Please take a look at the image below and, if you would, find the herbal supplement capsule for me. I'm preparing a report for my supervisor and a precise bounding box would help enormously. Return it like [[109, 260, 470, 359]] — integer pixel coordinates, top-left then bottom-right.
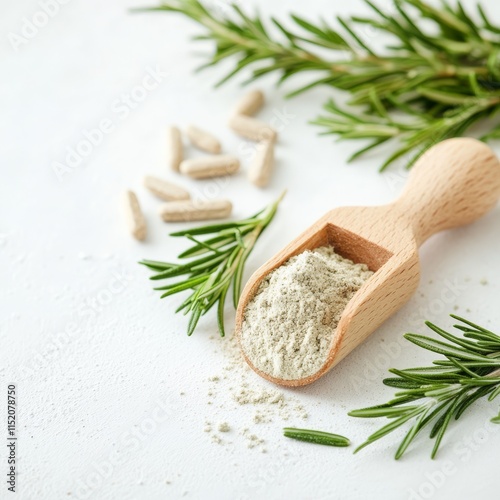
[[232, 89, 265, 116], [228, 114, 277, 142], [186, 125, 222, 154], [159, 199, 232, 222], [124, 190, 146, 241], [167, 126, 183, 172], [143, 176, 191, 201], [248, 140, 275, 187], [180, 155, 240, 179]]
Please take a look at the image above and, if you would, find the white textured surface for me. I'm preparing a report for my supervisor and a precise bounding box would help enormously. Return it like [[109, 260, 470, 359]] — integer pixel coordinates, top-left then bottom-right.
[[1, 1, 500, 499]]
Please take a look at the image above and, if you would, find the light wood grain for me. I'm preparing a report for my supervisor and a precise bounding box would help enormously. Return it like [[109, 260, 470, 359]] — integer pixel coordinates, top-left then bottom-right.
[[235, 138, 500, 387]]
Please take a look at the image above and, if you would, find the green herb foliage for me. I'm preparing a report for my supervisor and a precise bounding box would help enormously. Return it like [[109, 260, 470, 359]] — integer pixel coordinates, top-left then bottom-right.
[[140, 193, 284, 336], [136, 0, 500, 170], [283, 427, 351, 447], [349, 315, 500, 459]]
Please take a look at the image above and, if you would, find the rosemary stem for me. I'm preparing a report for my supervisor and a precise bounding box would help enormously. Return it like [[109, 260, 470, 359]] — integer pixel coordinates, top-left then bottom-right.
[[143, 0, 500, 169], [141, 193, 285, 336]]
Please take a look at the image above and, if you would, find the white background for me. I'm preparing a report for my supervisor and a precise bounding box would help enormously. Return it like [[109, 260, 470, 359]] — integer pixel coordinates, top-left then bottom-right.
[[2, 0, 500, 498]]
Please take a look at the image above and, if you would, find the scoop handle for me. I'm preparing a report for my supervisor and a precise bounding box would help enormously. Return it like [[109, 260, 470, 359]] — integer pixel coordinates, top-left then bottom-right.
[[394, 138, 500, 246]]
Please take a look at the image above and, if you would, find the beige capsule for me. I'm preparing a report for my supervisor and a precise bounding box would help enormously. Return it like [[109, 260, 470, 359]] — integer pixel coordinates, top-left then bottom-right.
[[186, 125, 221, 154], [180, 155, 240, 179], [143, 176, 191, 201], [167, 126, 183, 172], [124, 190, 146, 241], [248, 140, 275, 188], [228, 114, 277, 142], [159, 199, 232, 222], [232, 89, 265, 116]]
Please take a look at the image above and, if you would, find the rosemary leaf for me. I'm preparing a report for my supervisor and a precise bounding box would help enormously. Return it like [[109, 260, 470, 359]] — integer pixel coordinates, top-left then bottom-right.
[[350, 315, 500, 459], [302, 316, 500, 459], [140, 193, 284, 336], [283, 428, 350, 447], [136, 0, 500, 169]]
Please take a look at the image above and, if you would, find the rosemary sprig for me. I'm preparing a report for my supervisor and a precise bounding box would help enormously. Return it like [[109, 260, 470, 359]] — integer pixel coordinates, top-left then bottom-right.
[[139, 193, 284, 336], [349, 315, 500, 459], [137, 0, 500, 170], [283, 428, 350, 447]]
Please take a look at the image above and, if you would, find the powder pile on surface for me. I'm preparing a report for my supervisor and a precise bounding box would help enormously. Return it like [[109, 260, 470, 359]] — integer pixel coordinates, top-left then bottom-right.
[[218, 422, 231, 432], [240, 246, 373, 380], [203, 333, 308, 450]]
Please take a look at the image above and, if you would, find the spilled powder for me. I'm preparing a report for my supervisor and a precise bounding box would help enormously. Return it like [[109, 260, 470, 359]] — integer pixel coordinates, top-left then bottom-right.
[[203, 333, 308, 451], [218, 422, 231, 432], [240, 246, 373, 380]]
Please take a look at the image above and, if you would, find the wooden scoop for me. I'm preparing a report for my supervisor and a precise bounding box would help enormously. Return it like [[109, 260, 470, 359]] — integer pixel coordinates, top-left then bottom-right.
[[236, 138, 500, 387]]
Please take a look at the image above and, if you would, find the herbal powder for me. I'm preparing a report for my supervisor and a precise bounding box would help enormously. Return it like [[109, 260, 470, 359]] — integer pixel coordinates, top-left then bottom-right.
[[240, 246, 373, 380]]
